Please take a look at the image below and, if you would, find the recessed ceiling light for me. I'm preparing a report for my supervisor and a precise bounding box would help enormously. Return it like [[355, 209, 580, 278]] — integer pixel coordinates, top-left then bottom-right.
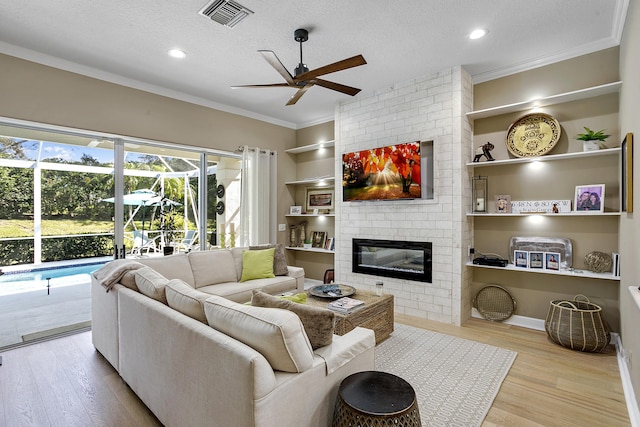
[[168, 48, 186, 58], [469, 29, 488, 40]]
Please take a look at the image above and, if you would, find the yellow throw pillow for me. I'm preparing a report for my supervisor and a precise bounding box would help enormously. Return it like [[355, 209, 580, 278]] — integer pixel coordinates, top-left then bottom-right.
[[240, 248, 276, 282]]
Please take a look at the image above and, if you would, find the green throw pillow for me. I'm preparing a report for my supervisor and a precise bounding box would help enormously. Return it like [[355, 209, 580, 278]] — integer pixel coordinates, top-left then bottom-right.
[[240, 248, 276, 282], [280, 293, 307, 304]]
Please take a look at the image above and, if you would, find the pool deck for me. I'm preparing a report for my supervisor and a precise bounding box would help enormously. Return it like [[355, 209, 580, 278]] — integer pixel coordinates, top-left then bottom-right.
[[0, 256, 112, 350]]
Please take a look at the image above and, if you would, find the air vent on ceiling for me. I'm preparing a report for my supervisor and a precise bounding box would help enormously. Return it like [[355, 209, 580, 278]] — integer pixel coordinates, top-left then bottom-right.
[[199, 0, 254, 29]]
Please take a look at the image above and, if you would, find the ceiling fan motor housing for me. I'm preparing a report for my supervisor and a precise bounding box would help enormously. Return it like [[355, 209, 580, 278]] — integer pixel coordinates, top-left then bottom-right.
[[294, 28, 308, 43]]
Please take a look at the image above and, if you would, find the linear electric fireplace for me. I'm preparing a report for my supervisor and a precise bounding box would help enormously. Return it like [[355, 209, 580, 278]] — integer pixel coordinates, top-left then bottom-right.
[[352, 238, 432, 282]]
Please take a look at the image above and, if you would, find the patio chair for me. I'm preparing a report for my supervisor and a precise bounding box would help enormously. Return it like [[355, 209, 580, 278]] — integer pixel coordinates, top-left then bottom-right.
[[174, 229, 198, 253], [129, 230, 161, 256]]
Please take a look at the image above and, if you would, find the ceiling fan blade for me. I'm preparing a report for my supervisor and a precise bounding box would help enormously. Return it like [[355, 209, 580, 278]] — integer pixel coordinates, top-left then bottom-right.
[[313, 79, 361, 96], [231, 83, 291, 89], [286, 83, 314, 106], [259, 50, 295, 85], [295, 55, 366, 81]]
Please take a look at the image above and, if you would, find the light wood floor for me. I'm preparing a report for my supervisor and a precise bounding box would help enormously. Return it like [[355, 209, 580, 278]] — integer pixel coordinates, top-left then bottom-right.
[[0, 316, 630, 426], [396, 314, 630, 427]]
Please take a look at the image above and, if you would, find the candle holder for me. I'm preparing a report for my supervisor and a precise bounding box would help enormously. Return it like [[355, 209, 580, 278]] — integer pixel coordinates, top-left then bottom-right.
[[472, 176, 488, 213]]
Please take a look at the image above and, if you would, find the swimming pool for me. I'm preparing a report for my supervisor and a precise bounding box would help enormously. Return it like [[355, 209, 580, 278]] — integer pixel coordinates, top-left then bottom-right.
[[0, 262, 106, 296]]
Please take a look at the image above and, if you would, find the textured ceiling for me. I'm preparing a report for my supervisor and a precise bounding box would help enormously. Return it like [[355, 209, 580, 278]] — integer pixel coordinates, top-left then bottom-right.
[[0, 0, 629, 129]]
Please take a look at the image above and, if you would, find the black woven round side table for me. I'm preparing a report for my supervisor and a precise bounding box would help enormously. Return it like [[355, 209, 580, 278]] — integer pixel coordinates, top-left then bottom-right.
[[332, 371, 421, 427]]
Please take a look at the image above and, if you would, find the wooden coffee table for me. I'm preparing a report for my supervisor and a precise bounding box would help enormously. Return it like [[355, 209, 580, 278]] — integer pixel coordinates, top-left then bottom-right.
[[306, 289, 394, 344]]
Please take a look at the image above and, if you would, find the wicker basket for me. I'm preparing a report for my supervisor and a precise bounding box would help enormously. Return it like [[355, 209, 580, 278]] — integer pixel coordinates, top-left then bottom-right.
[[544, 295, 610, 353]]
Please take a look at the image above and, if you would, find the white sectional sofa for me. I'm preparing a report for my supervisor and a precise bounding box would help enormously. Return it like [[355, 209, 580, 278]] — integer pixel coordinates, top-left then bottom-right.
[[91, 247, 376, 427]]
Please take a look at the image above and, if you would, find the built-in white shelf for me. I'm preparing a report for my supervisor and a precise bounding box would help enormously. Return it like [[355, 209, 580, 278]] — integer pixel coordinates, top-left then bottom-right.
[[466, 147, 620, 168], [285, 176, 335, 186], [286, 214, 335, 217], [285, 140, 335, 154], [467, 212, 621, 217], [285, 246, 335, 254], [466, 81, 622, 120], [466, 262, 620, 281]]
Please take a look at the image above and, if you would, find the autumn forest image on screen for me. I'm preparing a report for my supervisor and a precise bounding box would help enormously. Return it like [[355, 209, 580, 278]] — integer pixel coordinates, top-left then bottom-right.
[[342, 142, 421, 201]]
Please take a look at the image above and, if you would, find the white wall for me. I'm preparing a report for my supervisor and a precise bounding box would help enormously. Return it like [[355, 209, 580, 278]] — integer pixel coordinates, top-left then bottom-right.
[[334, 66, 473, 325]]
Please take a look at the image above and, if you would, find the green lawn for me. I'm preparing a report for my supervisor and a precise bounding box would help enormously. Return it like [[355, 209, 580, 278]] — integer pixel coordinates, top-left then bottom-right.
[[0, 219, 115, 238], [0, 218, 208, 238]]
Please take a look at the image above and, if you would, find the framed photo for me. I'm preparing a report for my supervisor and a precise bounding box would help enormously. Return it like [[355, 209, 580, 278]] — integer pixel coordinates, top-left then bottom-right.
[[545, 252, 561, 271], [514, 250, 528, 268], [574, 184, 605, 213], [622, 133, 633, 213], [495, 195, 511, 213], [306, 188, 334, 212], [529, 251, 545, 269], [311, 231, 327, 248], [289, 205, 302, 215]]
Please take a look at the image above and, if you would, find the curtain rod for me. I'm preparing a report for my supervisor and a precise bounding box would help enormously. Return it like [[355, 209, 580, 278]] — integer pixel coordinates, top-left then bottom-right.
[[236, 146, 278, 156]]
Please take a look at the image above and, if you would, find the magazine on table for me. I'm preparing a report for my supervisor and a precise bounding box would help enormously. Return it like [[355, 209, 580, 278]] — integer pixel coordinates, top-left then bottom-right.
[[327, 296, 365, 313]]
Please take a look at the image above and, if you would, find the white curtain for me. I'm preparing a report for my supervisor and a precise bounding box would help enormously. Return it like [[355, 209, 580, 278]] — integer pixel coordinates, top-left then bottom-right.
[[239, 146, 277, 246]]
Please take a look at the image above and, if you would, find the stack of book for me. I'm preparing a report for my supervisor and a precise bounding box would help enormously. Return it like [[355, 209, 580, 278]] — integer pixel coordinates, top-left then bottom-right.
[[327, 297, 365, 314]]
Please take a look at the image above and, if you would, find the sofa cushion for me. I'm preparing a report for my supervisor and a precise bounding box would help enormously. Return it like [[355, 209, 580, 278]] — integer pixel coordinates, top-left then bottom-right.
[[197, 276, 297, 303], [240, 248, 275, 282], [137, 254, 195, 286], [231, 247, 246, 280], [165, 279, 209, 323], [135, 267, 169, 304], [120, 269, 139, 291], [251, 290, 335, 349], [204, 295, 314, 373], [188, 250, 238, 288], [250, 244, 288, 276]]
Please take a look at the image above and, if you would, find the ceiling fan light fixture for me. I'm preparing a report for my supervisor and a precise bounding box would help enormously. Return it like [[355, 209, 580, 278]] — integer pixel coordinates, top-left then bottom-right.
[[469, 28, 488, 40]]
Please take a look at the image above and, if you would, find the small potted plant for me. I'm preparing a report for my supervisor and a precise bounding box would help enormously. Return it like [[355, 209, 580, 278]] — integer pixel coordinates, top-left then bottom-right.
[[576, 127, 610, 152]]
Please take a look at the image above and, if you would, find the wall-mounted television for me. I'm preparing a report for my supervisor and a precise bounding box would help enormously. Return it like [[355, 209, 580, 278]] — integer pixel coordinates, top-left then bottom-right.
[[343, 141, 422, 202]]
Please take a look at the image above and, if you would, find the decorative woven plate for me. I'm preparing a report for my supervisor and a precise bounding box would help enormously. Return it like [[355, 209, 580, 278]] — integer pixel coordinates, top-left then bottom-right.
[[309, 284, 356, 299], [505, 113, 561, 157], [473, 285, 516, 322]]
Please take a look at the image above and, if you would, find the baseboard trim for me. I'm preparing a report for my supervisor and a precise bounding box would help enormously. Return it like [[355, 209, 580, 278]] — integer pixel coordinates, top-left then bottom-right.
[[615, 333, 640, 427], [471, 309, 545, 331]]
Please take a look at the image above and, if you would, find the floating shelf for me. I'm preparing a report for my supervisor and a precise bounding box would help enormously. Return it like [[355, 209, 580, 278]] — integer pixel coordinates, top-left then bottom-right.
[[466, 262, 619, 281], [467, 212, 621, 217], [286, 214, 335, 217], [285, 140, 335, 154], [466, 147, 620, 168], [467, 81, 622, 120], [285, 246, 335, 254], [285, 176, 335, 186]]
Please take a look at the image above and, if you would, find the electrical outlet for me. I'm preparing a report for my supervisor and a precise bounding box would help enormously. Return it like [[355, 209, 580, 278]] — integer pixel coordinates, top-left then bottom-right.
[[278, 223, 286, 232]]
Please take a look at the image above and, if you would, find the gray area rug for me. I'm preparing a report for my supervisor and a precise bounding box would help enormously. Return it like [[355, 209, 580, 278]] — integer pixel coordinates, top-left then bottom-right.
[[376, 323, 517, 427]]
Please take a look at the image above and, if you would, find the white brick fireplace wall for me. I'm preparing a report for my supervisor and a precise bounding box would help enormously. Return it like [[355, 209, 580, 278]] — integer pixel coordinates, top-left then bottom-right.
[[334, 66, 473, 325]]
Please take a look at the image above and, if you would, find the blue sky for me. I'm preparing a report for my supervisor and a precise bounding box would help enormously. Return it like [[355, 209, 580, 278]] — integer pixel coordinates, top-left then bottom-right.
[[17, 139, 147, 164]]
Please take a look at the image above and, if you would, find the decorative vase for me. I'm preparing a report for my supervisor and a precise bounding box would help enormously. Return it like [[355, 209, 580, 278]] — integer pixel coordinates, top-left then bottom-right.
[[289, 225, 297, 247], [299, 221, 307, 247], [582, 140, 600, 152]]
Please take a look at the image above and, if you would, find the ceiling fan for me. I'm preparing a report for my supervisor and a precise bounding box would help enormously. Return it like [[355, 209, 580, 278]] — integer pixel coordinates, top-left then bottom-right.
[[232, 28, 366, 105]]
